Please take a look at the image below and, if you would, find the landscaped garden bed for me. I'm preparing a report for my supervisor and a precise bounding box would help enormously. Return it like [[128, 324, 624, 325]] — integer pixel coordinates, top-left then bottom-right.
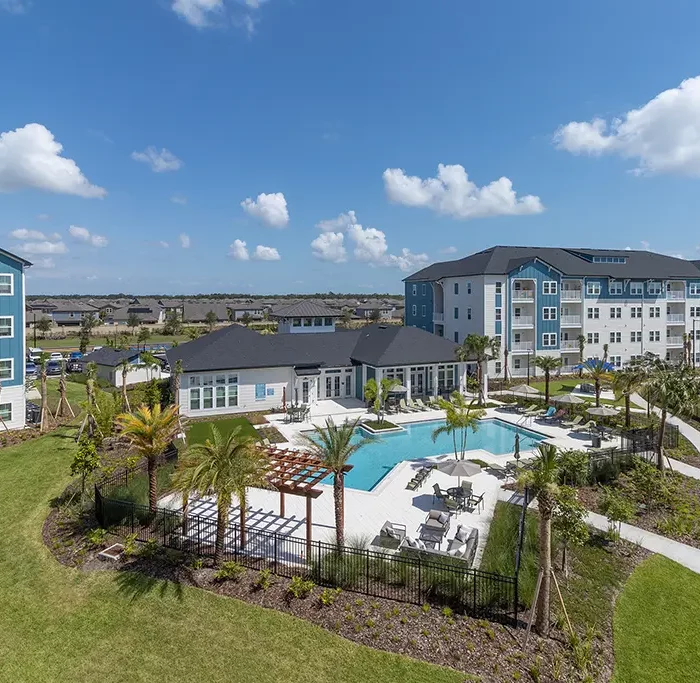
[[359, 420, 403, 434]]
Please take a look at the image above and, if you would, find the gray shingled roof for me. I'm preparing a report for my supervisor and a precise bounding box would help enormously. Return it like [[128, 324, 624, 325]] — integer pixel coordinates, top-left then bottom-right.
[[269, 300, 340, 319], [166, 323, 460, 372], [82, 347, 141, 367], [182, 302, 230, 322], [404, 246, 700, 282]]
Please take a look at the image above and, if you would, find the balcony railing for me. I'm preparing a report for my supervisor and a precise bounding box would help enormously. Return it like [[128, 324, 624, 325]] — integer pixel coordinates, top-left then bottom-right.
[[511, 342, 534, 352], [667, 290, 686, 301], [433, 312, 444, 323], [560, 315, 582, 326], [561, 290, 582, 301], [667, 314, 685, 324], [560, 340, 579, 351], [666, 336, 684, 347], [512, 316, 534, 327], [509, 367, 530, 377], [511, 290, 535, 301]]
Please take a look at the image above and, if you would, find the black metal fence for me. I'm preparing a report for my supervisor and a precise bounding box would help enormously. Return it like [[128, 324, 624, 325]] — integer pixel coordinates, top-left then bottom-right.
[[95, 467, 519, 624]]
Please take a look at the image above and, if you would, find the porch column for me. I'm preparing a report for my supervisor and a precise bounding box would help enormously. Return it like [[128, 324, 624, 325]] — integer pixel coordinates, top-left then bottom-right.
[[305, 495, 313, 559], [481, 359, 489, 400], [405, 369, 411, 400], [432, 364, 439, 397]]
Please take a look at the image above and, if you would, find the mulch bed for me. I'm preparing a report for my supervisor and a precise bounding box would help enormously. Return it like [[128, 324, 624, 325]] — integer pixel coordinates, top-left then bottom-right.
[[0, 417, 75, 450]]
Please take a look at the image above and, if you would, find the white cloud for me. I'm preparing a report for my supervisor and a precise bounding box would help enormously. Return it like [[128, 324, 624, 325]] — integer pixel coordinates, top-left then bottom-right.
[[383, 164, 544, 220], [229, 239, 250, 260], [18, 241, 68, 255], [253, 245, 281, 261], [241, 192, 289, 228], [10, 228, 55, 241], [641, 240, 650, 251], [0, 123, 106, 198], [311, 232, 347, 263], [68, 225, 108, 247], [554, 76, 700, 176], [384, 248, 430, 273], [86, 275, 98, 281], [440, 246, 457, 254], [131, 146, 183, 173], [347, 225, 388, 263], [0, 0, 28, 14], [171, 0, 223, 27], [170, 195, 187, 205], [33, 257, 56, 269], [316, 210, 357, 233], [37, 213, 49, 221], [159, 241, 170, 248], [179, 233, 191, 248]]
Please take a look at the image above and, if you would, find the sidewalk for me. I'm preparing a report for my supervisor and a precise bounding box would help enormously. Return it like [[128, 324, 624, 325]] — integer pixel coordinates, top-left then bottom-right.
[[586, 511, 700, 575]]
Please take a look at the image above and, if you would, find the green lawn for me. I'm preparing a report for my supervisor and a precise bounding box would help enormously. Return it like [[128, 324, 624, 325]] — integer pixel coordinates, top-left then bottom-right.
[[613, 555, 700, 683], [526, 378, 641, 407], [0, 428, 461, 683], [41, 376, 88, 414], [29, 334, 189, 350], [187, 417, 261, 445]]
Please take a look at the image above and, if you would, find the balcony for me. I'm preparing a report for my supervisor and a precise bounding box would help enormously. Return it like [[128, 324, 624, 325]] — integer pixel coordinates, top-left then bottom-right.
[[560, 315, 582, 327], [561, 340, 579, 351], [511, 290, 535, 302], [512, 315, 534, 328], [666, 336, 684, 347], [561, 290, 582, 302], [667, 289, 686, 301], [667, 314, 685, 324], [511, 342, 534, 353], [433, 312, 444, 323], [509, 367, 530, 377]]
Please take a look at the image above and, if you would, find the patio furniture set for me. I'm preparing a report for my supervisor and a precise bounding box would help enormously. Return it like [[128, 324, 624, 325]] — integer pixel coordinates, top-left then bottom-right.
[[405, 464, 436, 490], [284, 404, 310, 423], [432, 482, 484, 514], [386, 397, 439, 414]]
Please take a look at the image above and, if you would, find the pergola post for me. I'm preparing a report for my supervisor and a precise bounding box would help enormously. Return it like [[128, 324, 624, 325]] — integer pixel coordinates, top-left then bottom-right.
[[305, 494, 313, 559], [279, 491, 285, 518]]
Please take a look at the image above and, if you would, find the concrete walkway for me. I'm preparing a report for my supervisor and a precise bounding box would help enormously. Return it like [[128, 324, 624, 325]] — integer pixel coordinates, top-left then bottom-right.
[[586, 511, 700, 575]]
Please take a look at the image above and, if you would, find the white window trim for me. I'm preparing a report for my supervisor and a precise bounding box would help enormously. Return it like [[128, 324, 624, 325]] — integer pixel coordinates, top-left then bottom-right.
[[586, 282, 601, 296], [0, 315, 14, 339], [630, 283, 643, 296], [0, 402, 12, 422], [542, 281, 558, 296], [0, 358, 14, 382], [0, 273, 14, 296], [543, 307, 557, 320], [609, 280, 623, 295], [542, 333, 557, 347], [647, 281, 662, 296]]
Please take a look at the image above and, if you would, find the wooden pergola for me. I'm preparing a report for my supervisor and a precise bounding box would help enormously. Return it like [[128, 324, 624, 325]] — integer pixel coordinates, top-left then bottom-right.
[[257, 446, 353, 555]]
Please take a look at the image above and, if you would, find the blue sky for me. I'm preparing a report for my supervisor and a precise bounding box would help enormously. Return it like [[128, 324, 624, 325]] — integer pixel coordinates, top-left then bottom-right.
[[2, 0, 700, 295]]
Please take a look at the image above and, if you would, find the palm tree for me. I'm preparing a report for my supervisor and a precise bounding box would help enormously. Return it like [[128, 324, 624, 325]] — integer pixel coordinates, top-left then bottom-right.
[[612, 365, 644, 429], [115, 357, 134, 411], [577, 335, 586, 378], [533, 356, 561, 403], [172, 425, 270, 564], [139, 351, 158, 382], [459, 334, 496, 405], [581, 358, 613, 407], [127, 312, 140, 336], [503, 347, 510, 383], [171, 359, 183, 410], [298, 417, 369, 548], [363, 376, 400, 423], [518, 442, 560, 637], [431, 392, 486, 460], [117, 404, 180, 514]]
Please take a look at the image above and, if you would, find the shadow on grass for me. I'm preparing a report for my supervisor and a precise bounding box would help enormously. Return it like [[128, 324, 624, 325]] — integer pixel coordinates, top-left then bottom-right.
[[114, 566, 185, 603]]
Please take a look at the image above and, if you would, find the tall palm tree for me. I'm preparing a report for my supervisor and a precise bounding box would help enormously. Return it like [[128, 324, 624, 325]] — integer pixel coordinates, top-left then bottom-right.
[[581, 358, 613, 407], [171, 359, 183, 410], [577, 335, 586, 378], [115, 357, 134, 411], [431, 392, 485, 460], [612, 365, 644, 429], [533, 356, 561, 403], [363, 376, 400, 423], [518, 442, 560, 637], [117, 404, 180, 514], [459, 334, 496, 405], [298, 417, 369, 548], [140, 351, 158, 382], [503, 347, 510, 383], [172, 425, 270, 564]]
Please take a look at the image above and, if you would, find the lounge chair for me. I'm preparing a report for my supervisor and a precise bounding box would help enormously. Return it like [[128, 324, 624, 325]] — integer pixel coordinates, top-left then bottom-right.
[[414, 398, 431, 411], [522, 406, 544, 417], [408, 397, 427, 412], [573, 420, 597, 433], [543, 408, 567, 423], [537, 406, 557, 420], [560, 415, 583, 429], [380, 520, 406, 542], [399, 398, 419, 413]]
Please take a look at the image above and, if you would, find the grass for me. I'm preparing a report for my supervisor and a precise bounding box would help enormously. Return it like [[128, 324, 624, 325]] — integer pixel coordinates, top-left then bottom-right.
[[29, 334, 189, 350], [109, 460, 178, 506], [0, 427, 462, 683], [613, 555, 700, 683], [187, 417, 261, 445], [40, 376, 88, 414], [527, 379, 640, 407]]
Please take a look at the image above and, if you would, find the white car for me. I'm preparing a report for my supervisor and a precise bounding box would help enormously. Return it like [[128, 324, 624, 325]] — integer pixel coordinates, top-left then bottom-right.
[[28, 347, 43, 362], [49, 352, 64, 362]]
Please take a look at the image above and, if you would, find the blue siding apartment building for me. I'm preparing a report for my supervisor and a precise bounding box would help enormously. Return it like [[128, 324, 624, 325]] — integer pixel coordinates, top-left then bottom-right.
[[405, 246, 700, 379], [0, 248, 30, 429]]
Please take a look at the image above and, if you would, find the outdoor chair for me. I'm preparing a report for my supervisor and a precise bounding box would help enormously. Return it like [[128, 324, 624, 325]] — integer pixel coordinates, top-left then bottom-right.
[[460, 481, 473, 497], [414, 398, 430, 411], [432, 483, 448, 504], [542, 408, 566, 422], [573, 420, 597, 433], [466, 492, 485, 513], [537, 406, 557, 420], [399, 398, 419, 413], [523, 406, 544, 417], [561, 415, 583, 429], [447, 526, 479, 564], [424, 509, 451, 534], [408, 397, 427, 412], [380, 520, 407, 542], [444, 498, 460, 514]]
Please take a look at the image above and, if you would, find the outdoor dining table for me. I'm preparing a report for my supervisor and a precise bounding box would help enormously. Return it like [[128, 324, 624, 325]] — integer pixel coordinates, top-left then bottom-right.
[[285, 406, 306, 423]]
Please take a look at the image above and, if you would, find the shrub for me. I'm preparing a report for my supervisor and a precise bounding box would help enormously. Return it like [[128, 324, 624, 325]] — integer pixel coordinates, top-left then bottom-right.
[[191, 557, 204, 570], [287, 575, 315, 599], [138, 538, 160, 558], [122, 532, 138, 556], [214, 561, 245, 582], [599, 487, 636, 542], [558, 450, 589, 486], [254, 568, 273, 591], [318, 587, 342, 607], [86, 527, 108, 549]]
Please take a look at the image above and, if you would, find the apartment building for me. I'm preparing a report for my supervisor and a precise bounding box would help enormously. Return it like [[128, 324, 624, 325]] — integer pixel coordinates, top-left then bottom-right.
[[405, 246, 700, 378]]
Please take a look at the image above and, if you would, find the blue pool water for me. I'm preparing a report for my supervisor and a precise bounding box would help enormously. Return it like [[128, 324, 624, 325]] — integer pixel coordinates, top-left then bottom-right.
[[320, 419, 545, 492]]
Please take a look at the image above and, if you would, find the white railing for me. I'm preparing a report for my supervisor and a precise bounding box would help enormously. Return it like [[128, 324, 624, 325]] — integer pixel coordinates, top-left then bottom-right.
[[512, 316, 534, 327], [667, 314, 685, 324], [561, 340, 579, 351], [666, 336, 684, 347], [509, 367, 530, 377], [511, 290, 535, 301], [433, 312, 444, 323], [511, 342, 534, 352], [560, 315, 582, 326], [561, 290, 582, 301], [667, 290, 686, 300]]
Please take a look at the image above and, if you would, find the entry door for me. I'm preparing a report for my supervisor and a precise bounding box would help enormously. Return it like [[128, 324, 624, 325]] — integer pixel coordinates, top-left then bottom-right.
[[302, 380, 309, 404], [334, 375, 341, 397], [325, 376, 332, 398], [411, 370, 424, 395]]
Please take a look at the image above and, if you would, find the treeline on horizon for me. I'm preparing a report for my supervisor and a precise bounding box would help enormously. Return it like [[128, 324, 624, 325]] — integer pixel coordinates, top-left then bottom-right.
[[26, 292, 405, 301]]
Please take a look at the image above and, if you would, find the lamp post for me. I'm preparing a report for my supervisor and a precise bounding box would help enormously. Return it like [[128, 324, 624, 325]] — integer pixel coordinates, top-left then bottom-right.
[[693, 318, 697, 369]]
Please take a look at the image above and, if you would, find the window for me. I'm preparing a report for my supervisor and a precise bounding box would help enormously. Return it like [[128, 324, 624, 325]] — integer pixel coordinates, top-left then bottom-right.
[[466, 282, 472, 294], [314, 317, 323, 326], [421, 284, 427, 295], [543, 281, 558, 295], [609, 332, 621, 344], [421, 305, 426, 317], [454, 282, 459, 295], [609, 280, 623, 295], [495, 282, 502, 295], [292, 317, 301, 327], [0, 403, 11, 422], [587, 307, 599, 320], [586, 282, 601, 297], [630, 331, 642, 343], [467, 307, 472, 320], [691, 307, 700, 318], [593, 256, 627, 264], [454, 307, 459, 319], [228, 375, 238, 407], [324, 317, 333, 326], [0, 317, 13, 338], [610, 355, 622, 368], [543, 307, 557, 320], [412, 284, 417, 296], [630, 282, 643, 296], [453, 331, 459, 343], [495, 308, 502, 322], [495, 361, 502, 375], [0, 359, 12, 381], [0, 274, 12, 296], [513, 358, 522, 370], [631, 307, 642, 318], [303, 317, 313, 327], [255, 383, 267, 401], [411, 305, 417, 316], [542, 333, 557, 347], [202, 387, 213, 410], [690, 283, 700, 296], [647, 281, 662, 296], [649, 306, 660, 318], [649, 330, 660, 343], [610, 307, 622, 319], [587, 332, 599, 344], [189, 388, 201, 411]]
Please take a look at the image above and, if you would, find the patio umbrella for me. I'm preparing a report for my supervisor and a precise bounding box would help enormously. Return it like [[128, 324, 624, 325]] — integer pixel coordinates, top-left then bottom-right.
[[509, 384, 541, 396], [389, 385, 408, 393], [438, 459, 482, 486], [553, 393, 585, 405], [587, 406, 618, 417]]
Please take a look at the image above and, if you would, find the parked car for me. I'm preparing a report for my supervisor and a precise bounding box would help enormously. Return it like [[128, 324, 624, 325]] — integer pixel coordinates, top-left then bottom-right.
[[25, 362, 38, 378], [28, 347, 43, 362], [67, 361, 83, 374], [49, 352, 64, 362], [69, 351, 83, 360], [46, 360, 62, 376]]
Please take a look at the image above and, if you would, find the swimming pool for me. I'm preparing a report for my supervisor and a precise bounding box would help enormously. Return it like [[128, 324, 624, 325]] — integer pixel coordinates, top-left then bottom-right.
[[320, 419, 546, 492]]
